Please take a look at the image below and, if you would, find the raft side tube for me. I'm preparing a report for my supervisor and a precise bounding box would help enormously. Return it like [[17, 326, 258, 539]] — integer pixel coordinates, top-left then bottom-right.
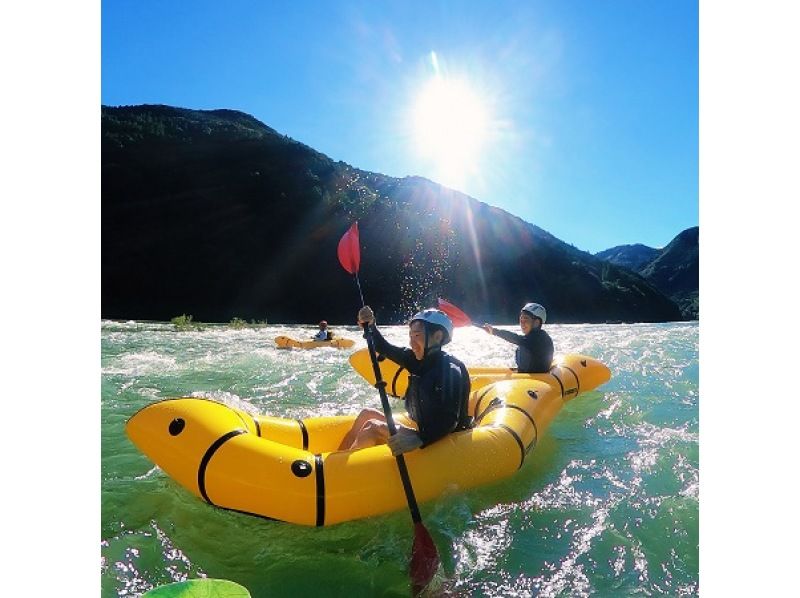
[[203, 434, 320, 526], [298, 416, 360, 454], [321, 426, 521, 525], [252, 414, 308, 447], [472, 379, 559, 463]]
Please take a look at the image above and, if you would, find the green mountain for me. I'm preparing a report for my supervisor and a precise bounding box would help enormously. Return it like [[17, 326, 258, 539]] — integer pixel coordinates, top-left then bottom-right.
[[102, 104, 683, 324], [595, 227, 699, 319]]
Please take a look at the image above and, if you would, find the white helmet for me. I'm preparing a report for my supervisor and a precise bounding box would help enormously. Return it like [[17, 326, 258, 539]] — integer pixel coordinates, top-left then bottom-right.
[[521, 302, 547, 324], [410, 309, 453, 345]]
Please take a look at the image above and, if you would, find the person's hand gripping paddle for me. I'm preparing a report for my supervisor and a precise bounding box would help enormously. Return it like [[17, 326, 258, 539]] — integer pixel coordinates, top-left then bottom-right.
[[337, 222, 440, 595]]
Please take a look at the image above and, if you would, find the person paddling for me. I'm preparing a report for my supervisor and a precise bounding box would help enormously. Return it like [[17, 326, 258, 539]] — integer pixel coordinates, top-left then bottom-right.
[[313, 320, 332, 341], [339, 307, 471, 455], [483, 302, 554, 373]]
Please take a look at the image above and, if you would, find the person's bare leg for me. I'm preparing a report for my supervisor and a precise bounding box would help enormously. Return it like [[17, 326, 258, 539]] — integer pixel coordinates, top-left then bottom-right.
[[338, 408, 385, 450], [348, 419, 390, 450]]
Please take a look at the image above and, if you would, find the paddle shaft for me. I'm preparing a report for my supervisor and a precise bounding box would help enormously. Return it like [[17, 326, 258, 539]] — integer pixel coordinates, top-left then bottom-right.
[[362, 322, 424, 524], [339, 226, 438, 593]]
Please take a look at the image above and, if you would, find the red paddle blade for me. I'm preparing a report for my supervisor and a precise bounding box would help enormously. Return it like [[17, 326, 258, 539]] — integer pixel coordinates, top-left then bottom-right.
[[337, 222, 361, 274], [410, 521, 440, 595], [437, 298, 472, 327]]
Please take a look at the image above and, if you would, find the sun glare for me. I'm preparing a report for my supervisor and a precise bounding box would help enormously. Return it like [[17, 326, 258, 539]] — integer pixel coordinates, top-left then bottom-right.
[[412, 76, 490, 191]]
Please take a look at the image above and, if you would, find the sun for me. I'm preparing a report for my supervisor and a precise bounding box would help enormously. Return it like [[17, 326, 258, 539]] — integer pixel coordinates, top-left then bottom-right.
[[412, 76, 490, 191]]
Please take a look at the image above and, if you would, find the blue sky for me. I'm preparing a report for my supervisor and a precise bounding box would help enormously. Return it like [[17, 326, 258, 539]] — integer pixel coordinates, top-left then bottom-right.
[[102, 0, 698, 253]]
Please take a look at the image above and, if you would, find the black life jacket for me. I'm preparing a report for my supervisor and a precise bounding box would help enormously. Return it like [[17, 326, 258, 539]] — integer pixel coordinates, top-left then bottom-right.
[[404, 351, 472, 446]]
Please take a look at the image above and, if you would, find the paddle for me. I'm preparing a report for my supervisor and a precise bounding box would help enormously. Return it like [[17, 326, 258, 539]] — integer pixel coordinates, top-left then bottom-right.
[[337, 222, 440, 595], [437, 297, 479, 328]]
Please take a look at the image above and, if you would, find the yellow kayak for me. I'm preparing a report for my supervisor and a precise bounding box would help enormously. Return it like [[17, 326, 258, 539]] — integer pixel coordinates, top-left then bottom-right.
[[275, 335, 356, 350], [125, 356, 611, 526], [349, 347, 609, 395]]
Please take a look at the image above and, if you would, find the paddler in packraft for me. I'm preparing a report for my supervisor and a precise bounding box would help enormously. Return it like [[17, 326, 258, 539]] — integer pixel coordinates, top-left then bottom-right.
[[338, 306, 472, 455], [483, 302, 554, 373], [313, 320, 333, 341]]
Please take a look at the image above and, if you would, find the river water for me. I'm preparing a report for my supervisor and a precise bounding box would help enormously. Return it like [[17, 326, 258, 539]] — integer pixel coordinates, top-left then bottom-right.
[[100, 320, 698, 597]]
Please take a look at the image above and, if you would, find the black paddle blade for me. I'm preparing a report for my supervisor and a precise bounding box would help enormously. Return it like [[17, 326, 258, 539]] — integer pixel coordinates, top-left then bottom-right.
[[410, 521, 440, 595]]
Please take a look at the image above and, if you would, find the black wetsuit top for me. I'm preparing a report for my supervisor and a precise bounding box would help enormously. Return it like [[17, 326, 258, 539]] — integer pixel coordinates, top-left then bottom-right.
[[492, 327, 554, 373], [365, 325, 471, 447]]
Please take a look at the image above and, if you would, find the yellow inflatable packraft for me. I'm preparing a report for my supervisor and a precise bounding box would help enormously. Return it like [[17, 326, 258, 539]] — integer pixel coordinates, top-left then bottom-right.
[[126, 354, 610, 526], [349, 348, 610, 395]]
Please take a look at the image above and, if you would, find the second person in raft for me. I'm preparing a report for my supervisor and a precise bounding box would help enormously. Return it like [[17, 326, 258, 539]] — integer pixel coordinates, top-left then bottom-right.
[[483, 302, 554, 373], [338, 306, 472, 455]]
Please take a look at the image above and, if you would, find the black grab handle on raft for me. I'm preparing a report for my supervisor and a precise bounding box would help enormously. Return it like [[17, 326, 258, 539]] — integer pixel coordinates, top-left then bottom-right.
[[362, 323, 424, 524]]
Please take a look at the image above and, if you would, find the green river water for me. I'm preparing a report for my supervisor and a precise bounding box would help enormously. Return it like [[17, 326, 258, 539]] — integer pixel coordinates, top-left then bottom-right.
[[101, 321, 698, 597]]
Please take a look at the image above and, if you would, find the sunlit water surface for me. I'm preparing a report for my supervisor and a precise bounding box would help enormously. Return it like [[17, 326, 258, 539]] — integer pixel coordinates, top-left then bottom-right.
[[101, 321, 698, 597]]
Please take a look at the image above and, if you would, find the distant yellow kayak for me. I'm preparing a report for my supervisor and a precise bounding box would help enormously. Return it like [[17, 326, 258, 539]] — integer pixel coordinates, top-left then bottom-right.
[[125, 355, 611, 526], [275, 335, 356, 350]]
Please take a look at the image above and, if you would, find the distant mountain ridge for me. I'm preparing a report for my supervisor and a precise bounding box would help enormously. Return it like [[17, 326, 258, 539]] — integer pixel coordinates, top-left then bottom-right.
[[595, 244, 660, 272], [594, 227, 699, 319], [102, 104, 685, 324]]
